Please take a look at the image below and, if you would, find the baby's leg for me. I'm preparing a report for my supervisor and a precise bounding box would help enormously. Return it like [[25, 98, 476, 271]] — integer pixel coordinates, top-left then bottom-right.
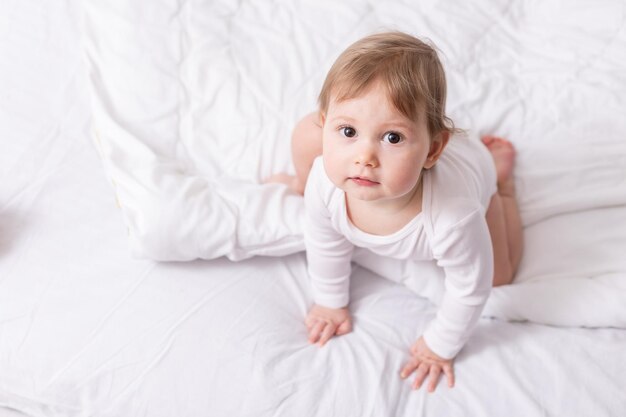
[[482, 136, 524, 287], [264, 112, 323, 194]]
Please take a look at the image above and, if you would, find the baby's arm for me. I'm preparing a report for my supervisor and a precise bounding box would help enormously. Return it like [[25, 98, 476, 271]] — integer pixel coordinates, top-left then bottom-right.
[[403, 205, 494, 391], [304, 158, 355, 345]]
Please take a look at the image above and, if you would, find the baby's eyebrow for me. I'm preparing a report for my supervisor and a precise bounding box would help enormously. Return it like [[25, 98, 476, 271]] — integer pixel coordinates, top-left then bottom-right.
[[328, 116, 412, 130], [385, 120, 413, 130], [328, 116, 357, 124]]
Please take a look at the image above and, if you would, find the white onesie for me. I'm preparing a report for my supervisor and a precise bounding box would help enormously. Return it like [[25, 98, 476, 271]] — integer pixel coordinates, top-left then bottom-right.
[[303, 135, 498, 359]]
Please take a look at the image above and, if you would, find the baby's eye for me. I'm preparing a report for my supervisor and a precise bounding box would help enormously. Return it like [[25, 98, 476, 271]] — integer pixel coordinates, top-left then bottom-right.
[[340, 126, 357, 138], [383, 132, 402, 144]]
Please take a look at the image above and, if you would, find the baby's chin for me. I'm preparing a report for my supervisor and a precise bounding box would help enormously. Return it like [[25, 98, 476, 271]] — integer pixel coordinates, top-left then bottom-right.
[[341, 182, 422, 205], [339, 184, 386, 202], [345, 192, 382, 202]]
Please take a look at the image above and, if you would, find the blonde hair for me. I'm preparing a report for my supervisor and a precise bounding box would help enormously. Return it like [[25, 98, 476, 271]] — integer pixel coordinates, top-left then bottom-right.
[[318, 31, 458, 139]]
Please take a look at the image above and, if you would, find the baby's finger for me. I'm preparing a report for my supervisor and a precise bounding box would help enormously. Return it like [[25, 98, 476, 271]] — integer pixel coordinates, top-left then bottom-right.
[[308, 321, 325, 344], [412, 363, 430, 390], [335, 319, 352, 336], [305, 315, 319, 330], [443, 363, 455, 388], [427, 366, 442, 393], [317, 322, 337, 347], [400, 358, 419, 379]]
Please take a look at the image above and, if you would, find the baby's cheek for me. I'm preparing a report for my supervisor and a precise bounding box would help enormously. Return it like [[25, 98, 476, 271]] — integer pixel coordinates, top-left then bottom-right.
[[322, 153, 345, 186], [391, 169, 422, 195]]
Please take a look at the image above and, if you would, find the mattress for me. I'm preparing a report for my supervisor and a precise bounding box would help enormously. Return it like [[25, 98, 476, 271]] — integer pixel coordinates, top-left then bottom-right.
[[1, 0, 625, 416]]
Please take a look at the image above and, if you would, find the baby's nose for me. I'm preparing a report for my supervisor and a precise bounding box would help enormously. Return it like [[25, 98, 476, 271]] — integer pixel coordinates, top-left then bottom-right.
[[354, 140, 378, 167]]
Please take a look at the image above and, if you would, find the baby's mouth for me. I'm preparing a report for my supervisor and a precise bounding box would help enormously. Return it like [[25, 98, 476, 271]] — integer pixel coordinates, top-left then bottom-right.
[[349, 176, 380, 186]]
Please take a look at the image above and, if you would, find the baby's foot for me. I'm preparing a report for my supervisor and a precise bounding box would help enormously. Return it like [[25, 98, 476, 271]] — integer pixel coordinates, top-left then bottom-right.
[[481, 136, 516, 196], [263, 173, 304, 194]]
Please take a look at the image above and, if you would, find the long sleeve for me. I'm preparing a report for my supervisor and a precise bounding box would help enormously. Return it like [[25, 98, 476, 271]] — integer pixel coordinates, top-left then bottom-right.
[[303, 159, 354, 309], [422, 205, 493, 359]]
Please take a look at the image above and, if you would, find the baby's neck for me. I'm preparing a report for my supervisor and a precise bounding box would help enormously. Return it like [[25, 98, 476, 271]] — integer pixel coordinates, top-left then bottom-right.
[[346, 179, 423, 236]]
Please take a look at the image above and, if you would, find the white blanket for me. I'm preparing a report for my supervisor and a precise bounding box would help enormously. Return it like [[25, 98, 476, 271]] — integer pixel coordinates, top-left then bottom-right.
[[83, 0, 626, 328]]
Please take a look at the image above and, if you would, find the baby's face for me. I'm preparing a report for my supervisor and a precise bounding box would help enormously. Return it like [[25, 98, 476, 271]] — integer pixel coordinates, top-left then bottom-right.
[[321, 80, 434, 206]]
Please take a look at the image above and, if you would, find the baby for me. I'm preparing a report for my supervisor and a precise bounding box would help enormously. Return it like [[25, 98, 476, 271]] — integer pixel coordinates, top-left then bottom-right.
[[267, 32, 523, 393]]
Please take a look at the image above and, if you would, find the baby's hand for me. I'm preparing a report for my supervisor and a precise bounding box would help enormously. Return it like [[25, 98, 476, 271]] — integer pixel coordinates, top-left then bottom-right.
[[400, 336, 455, 393], [305, 304, 352, 347]]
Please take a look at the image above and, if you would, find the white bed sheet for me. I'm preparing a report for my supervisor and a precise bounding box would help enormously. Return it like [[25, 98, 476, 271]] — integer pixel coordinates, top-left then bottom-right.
[[1, 1, 626, 416], [0, 409, 28, 417]]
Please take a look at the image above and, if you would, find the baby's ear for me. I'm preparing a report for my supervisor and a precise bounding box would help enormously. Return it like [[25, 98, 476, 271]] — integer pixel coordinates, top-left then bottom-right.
[[319, 112, 326, 127], [424, 131, 450, 169]]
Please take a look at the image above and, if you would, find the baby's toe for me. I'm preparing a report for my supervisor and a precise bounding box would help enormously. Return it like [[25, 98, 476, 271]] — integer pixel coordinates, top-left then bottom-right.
[[481, 136, 497, 146], [494, 137, 513, 148]]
